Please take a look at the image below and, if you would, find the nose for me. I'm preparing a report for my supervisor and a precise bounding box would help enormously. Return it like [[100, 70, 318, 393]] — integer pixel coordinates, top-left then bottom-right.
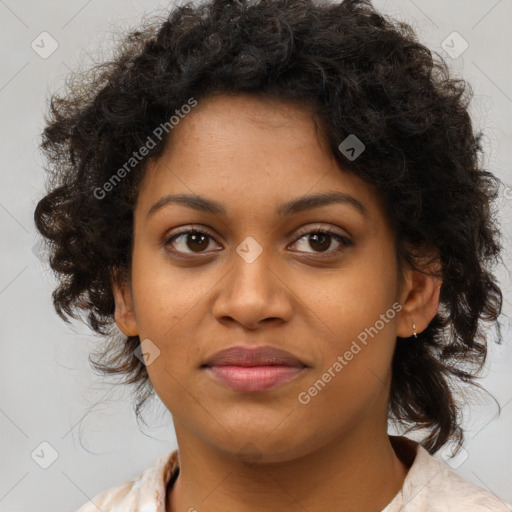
[[211, 242, 294, 329]]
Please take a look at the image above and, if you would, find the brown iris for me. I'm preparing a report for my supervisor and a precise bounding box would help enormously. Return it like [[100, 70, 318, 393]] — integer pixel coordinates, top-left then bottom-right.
[[308, 233, 331, 252]]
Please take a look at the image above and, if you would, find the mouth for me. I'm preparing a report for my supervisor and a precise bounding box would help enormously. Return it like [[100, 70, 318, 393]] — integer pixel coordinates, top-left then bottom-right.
[[201, 344, 308, 393]]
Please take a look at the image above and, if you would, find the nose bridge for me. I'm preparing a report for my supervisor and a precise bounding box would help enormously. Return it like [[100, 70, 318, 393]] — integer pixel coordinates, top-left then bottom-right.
[[212, 235, 292, 325], [231, 235, 276, 297], [233, 236, 271, 284]]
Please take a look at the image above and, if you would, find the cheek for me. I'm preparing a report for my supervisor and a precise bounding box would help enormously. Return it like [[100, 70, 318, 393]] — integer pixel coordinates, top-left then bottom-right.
[[130, 242, 204, 337], [295, 246, 399, 399], [297, 247, 399, 344], [129, 246, 207, 392], [295, 274, 399, 428]]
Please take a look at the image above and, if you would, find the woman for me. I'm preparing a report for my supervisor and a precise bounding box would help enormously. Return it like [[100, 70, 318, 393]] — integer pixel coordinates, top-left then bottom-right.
[[34, 0, 510, 510]]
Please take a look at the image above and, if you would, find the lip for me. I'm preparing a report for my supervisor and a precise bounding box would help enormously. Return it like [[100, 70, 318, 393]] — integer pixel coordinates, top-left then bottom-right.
[[202, 345, 308, 392]]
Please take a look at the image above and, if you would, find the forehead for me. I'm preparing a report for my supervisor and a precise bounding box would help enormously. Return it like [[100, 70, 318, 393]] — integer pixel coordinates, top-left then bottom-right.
[[171, 93, 330, 159], [135, 93, 389, 226]]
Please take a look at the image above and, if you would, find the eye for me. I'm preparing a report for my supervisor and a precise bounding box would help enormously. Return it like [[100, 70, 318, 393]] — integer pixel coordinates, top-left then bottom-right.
[[163, 225, 353, 258], [290, 227, 352, 256], [164, 227, 220, 255]]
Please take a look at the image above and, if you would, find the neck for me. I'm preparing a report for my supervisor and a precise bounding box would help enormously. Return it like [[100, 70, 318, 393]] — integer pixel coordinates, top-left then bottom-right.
[[167, 424, 411, 512]]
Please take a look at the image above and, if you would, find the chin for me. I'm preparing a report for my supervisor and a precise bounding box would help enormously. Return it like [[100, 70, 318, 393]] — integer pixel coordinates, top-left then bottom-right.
[[204, 423, 321, 465]]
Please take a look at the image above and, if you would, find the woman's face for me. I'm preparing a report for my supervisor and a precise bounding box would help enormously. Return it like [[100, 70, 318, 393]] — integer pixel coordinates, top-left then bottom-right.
[[114, 93, 417, 462]]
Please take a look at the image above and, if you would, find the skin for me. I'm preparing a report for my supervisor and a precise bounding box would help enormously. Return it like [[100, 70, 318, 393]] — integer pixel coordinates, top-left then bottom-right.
[[112, 93, 442, 512]]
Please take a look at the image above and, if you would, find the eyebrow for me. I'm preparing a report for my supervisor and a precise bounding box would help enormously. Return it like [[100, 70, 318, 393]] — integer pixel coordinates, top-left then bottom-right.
[[146, 191, 368, 220]]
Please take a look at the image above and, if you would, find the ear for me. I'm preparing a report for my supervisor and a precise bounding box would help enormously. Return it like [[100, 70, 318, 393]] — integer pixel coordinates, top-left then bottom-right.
[[396, 253, 442, 338], [111, 271, 139, 337]]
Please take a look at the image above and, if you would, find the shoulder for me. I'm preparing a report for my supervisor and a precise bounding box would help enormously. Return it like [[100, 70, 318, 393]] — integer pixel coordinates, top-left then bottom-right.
[[396, 437, 512, 511], [75, 449, 179, 512], [76, 479, 137, 512]]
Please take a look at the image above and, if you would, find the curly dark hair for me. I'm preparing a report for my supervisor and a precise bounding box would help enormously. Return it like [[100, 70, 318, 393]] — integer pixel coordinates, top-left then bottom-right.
[[34, 0, 504, 454]]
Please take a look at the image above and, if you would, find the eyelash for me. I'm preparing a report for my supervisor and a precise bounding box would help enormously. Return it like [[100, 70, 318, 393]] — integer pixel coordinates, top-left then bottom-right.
[[163, 225, 353, 259]]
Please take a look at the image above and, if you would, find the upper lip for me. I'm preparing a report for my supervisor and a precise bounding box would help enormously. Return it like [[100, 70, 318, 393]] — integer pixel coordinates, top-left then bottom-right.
[[202, 345, 307, 367]]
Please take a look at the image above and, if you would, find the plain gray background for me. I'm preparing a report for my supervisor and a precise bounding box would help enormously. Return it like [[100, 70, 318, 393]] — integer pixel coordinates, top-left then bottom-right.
[[1, 0, 511, 511]]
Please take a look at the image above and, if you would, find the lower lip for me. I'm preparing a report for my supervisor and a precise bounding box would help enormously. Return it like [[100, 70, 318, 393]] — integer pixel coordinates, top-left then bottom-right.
[[206, 365, 305, 392]]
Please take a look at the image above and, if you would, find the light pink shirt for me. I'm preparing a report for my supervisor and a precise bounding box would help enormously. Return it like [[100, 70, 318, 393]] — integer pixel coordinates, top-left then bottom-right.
[[76, 436, 512, 512]]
